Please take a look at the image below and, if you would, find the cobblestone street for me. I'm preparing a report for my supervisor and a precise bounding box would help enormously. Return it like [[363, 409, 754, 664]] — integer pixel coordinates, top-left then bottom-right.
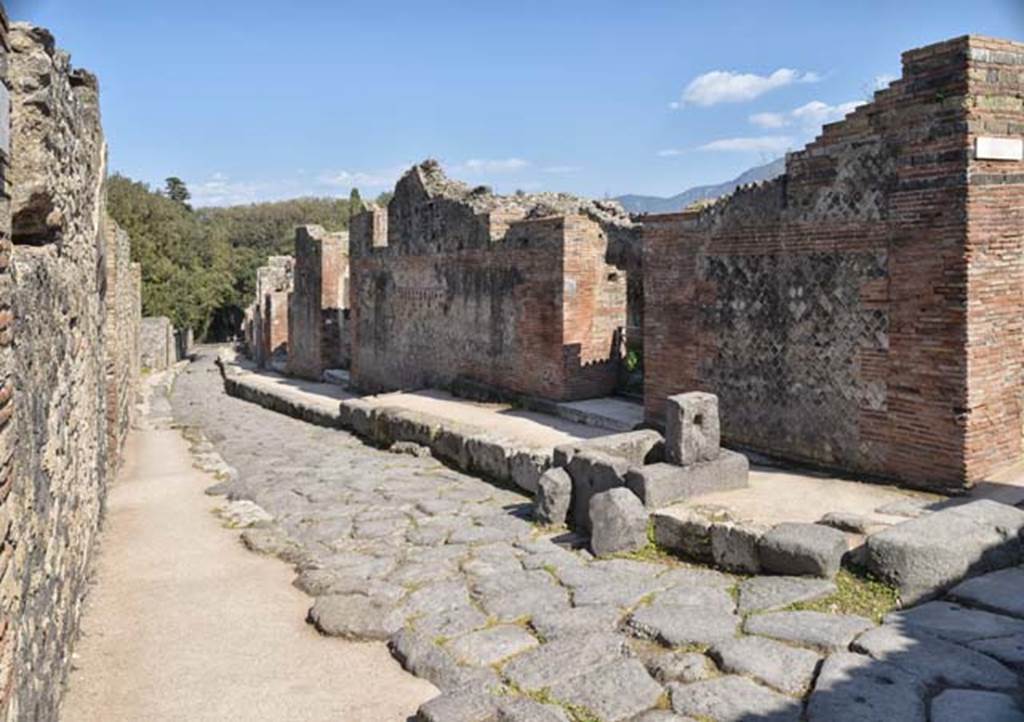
[[169, 349, 1024, 722]]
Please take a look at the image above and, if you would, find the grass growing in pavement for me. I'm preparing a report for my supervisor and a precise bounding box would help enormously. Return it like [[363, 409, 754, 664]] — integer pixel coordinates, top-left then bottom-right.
[[786, 569, 899, 622]]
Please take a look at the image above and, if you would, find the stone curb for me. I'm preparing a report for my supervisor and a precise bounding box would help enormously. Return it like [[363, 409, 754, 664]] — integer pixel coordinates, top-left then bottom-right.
[[217, 352, 551, 494]]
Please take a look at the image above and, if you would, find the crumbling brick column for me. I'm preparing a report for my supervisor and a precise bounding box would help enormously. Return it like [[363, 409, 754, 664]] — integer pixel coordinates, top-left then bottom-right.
[[286, 225, 348, 380]]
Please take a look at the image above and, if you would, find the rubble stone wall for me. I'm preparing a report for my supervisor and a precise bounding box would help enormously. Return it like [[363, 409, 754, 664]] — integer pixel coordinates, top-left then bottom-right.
[[349, 162, 628, 401], [1, 20, 140, 719], [140, 315, 173, 371], [644, 35, 1024, 491], [287, 225, 347, 379]]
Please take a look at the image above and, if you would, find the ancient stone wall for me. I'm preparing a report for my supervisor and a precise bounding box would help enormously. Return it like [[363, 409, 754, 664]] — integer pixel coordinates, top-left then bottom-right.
[[350, 161, 629, 401], [250, 255, 292, 368], [287, 225, 348, 379], [140, 315, 174, 371], [644, 35, 1024, 491], [0, 20, 140, 718], [0, 6, 13, 711]]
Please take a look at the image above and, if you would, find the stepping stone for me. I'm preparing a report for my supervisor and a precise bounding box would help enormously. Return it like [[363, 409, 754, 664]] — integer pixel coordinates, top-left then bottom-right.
[[589, 487, 649, 557], [948, 566, 1024, 619], [968, 633, 1024, 670], [566, 450, 632, 532], [529, 606, 622, 641], [852, 625, 1018, 690], [736, 575, 836, 614], [668, 675, 800, 722], [743, 611, 874, 652], [758, 523, 847, 578], [865, 499, 1024, 603], [806, 652, 925, 722], [306, 594, 405, 640], [534, 468, 572, 526], [710, 636, 821, 695], [502, 632, 627, 691], [447, 625, 538, 667], [550, 658, 665, 722], [931, 689, 1024, 722], [884, 601, 1024, 644], [627, 604, 739, 647]]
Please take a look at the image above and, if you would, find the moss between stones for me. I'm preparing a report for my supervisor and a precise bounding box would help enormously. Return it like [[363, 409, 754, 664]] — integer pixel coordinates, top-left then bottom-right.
[[785, 568, 899, 622]]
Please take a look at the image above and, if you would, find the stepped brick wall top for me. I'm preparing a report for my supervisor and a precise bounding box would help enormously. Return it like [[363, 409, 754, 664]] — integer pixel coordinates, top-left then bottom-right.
[[349, 161, 630, 401], [643, 35, 1024, 492]]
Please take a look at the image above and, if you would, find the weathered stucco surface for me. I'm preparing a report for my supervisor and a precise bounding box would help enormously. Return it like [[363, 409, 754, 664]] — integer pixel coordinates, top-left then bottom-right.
[[644, 35, 1024, 491]]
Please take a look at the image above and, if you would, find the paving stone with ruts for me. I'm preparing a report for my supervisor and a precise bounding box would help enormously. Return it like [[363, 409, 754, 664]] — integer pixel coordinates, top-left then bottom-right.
[[743, 611, 874, 652]]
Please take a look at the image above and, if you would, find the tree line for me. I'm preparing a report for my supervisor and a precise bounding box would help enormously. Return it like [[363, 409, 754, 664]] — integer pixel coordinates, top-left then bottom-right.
[[106, 175, 374, 341]]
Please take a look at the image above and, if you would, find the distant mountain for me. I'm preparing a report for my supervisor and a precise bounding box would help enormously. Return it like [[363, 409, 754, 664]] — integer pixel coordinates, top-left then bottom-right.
[[615, 157, 786, 215]]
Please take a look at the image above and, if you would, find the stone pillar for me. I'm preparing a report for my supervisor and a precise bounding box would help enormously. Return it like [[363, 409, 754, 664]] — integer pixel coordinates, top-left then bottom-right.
[[665, 392, 720, 466], [286, 225, 348, 380]]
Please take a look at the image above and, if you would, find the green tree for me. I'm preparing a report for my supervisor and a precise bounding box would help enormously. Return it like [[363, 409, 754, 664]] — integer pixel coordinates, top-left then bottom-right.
[[164, 176, 191, 206], [349, 188, 365, 218]]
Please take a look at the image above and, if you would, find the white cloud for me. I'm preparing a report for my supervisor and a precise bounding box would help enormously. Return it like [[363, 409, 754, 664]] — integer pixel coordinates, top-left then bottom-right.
[[541, 165, 581, 174], [656, 149, 685, 158], [674, 68, 820, 108], [317, 169, 395, 189], [457, 158, 530, 174], [697, 136, 797, 153], [749, 111, 788, 129], [874, 73, 897, 90], [188, 166, 400, 207], [748, 100, 862, 132]]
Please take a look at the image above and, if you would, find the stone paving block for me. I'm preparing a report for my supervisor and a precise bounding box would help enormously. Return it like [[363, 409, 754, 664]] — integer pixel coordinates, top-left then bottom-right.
[[627, 604, 739, 647], [306, 594, 405, 640], [736, 576, 836, 614], [447, 625, 539, 667], [652, 584, 734, 610], [625, 451, 749, 509], [948, 565, 1024, 619], [566, 450, 632, 532], [968, 633, 1024, 670], [390, 628, 501, 693], [645, 651, 715, 684], [865, 499, 1024, 603], [496, 697, 570, 722], [534, 468, 572, 526], [589, 487, 649, 557], [664, 392, 721, 466], [710, 636, 821, 695], [668, 675, 800, 722], [930, 689, 1024, 722], [710, 519, 766, 573], [528, 605, 622, 641], [852, 624, 1019, 690], [632, 712, 697, 722], [549, 658, 665, 722], [743, 611, 875, 652], [884, 600, 1024, 644], [413, 605, 489, 639], [806, 652, 926, 722], [758, 522, 848, 578], [416, 690, 499, 722], [501, 632, 627, 691]]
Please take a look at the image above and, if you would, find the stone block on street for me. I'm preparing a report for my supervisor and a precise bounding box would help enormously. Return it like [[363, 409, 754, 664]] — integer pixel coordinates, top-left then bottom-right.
[[566, 450, 631, 532], [664, 392, 720, 466], [758, 522, 848, 578], [589, 487, 649, 557], [533, 467, 572, 526], [625, 450, 749, 509]]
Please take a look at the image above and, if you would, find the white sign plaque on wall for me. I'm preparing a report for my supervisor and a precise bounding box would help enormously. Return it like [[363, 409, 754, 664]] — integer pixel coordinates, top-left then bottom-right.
[[0, 84, 8, 157], [976, 136, 1023, 161]]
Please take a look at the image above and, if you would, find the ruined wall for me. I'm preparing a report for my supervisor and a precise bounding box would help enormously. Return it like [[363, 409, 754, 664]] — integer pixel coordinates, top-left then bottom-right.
[[350, 162, 628, 401], [644, 35, 1024, 491], [140, 315, 174, 371], [1, 21, 140, 718], [286, 225, 348, 379], [250, 255, 292, 368]]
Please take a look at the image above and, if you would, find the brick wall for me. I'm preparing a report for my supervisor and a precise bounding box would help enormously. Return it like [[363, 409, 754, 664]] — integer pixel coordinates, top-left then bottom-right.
[[349, 162, 627, 401], [286, 225, 348, 379], [643, 35, 1024, 492], [250, 255, 292, 368]]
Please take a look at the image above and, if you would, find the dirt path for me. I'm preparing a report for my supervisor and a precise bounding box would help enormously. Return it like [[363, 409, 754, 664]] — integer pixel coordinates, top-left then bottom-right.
[[60, 372, 437, 721]]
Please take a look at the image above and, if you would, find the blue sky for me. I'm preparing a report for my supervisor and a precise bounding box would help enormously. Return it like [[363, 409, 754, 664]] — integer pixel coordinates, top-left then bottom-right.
[[10, 0, 1023, 206]]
